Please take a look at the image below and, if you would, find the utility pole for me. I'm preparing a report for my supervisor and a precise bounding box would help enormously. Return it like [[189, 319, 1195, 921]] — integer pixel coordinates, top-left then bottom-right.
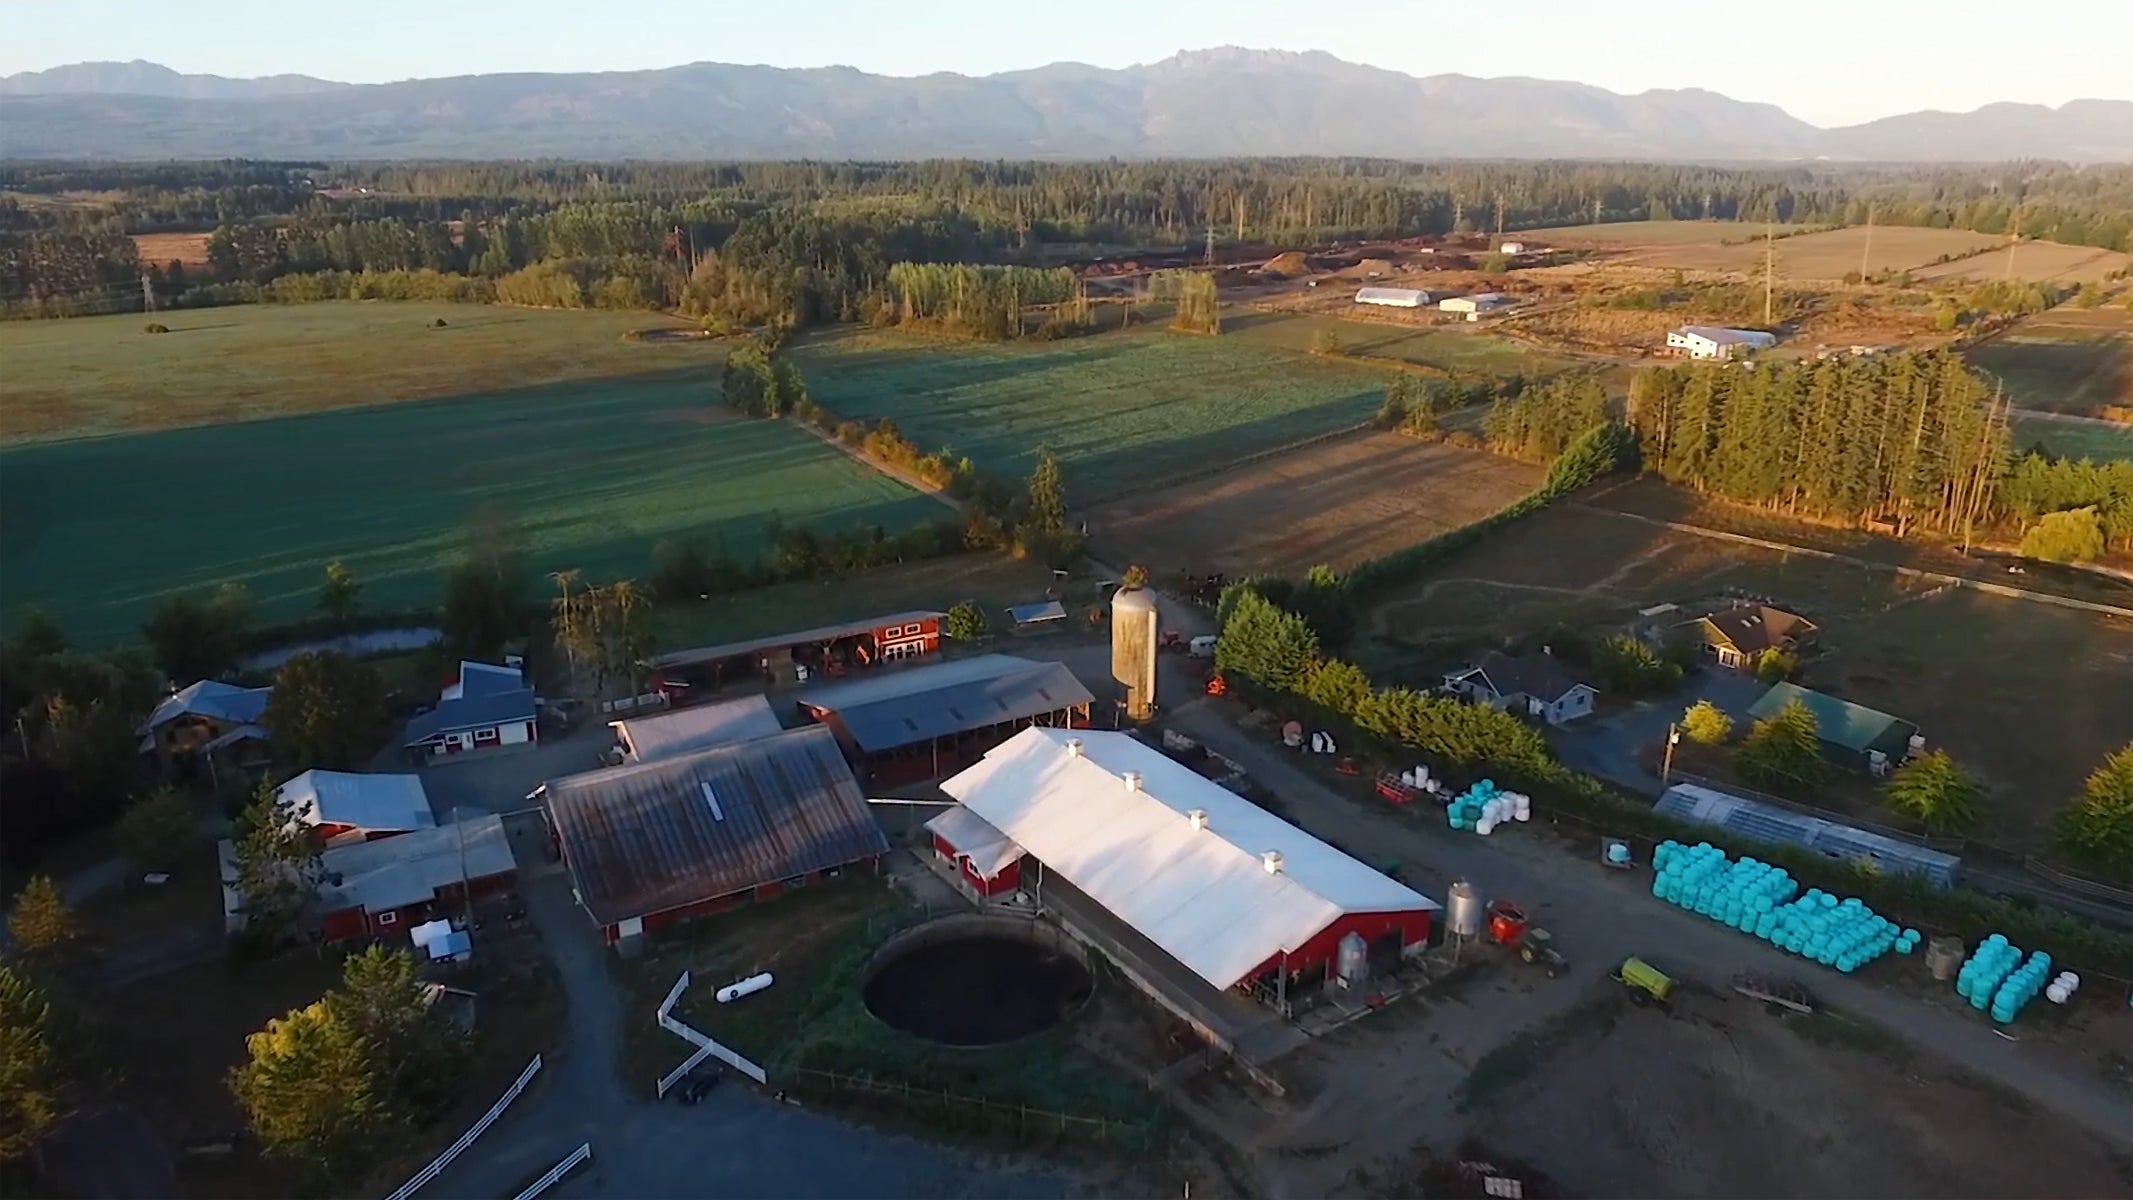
[[1859, 205, 1875, 282], [1763, 216, 1776, 325], [139, 269, 156, 314], [1205, 227, 1217, 268], [1494, 193, 1506, 245], [1592, 194, 1603, 224], [455, 806, 474, 945], [2005, 206, 2022, 280]]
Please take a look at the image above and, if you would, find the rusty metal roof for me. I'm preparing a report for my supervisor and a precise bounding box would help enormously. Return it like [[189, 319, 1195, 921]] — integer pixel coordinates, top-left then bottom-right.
[[795, 654, 1093, 754], [540, 724, 888, 927]]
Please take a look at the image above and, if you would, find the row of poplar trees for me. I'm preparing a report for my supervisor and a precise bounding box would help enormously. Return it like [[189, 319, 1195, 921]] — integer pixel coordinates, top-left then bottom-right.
[[1627, 351, 2008, 538]]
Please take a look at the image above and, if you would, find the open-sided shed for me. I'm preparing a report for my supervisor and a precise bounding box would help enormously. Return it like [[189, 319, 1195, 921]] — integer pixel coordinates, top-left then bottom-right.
[[795, 654, 1093, 786]]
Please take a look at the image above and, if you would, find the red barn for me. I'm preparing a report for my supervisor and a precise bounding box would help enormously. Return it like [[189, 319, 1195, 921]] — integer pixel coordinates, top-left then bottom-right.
[[942, 728, 1440, 997], [925, 804, 1023, 898], [316, 813, 517, 941], [644, 610, 947, 703]]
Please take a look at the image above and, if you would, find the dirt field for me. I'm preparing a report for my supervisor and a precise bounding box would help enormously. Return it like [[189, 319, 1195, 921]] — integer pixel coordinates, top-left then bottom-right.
[[1969, 307, 2133, 415], [131, 231, 214, 268], [1521, 222, 2015, 280], [1520, 220, 1810, 246], [1359, 496, 2133, 845], [1085, 432, 1543, 577], [1913, 241, 2132, 286], [1457, 991, 2132, 1200]]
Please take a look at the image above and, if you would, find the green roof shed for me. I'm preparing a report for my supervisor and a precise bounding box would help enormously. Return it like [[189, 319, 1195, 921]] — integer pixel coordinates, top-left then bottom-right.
[[1748, 681, 1919, 768]]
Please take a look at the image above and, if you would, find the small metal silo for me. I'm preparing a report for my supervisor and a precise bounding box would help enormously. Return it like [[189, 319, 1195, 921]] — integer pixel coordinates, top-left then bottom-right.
[[1110, 585, 1159, 721], [1445, 879, 1485, 940], [1335, 931, 1370, 988]]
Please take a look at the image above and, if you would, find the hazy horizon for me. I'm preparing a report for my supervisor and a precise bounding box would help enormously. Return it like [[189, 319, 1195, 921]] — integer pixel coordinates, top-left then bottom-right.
[[6, 0, 2131, 128]]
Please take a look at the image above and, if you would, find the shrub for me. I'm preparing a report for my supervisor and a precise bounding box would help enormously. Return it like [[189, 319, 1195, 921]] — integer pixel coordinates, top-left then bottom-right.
[[1737, 697, 1829, 795], [1882, 750, 1983, 836], [2055, 744, 2133, 883], [1681, 700, 1733, 745], [945, 600, 988, 641], [143, 322, 169, 334], [430, 317, 448, 328], [2020, 507, 2105, 564]]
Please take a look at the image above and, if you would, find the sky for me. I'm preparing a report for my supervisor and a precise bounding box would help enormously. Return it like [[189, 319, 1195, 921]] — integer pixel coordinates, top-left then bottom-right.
[[7, 0, 2130, 128]]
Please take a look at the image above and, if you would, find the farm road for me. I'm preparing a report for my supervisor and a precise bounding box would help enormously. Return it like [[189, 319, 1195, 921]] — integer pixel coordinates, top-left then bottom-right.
[[1155, 698, 2133, 1156]]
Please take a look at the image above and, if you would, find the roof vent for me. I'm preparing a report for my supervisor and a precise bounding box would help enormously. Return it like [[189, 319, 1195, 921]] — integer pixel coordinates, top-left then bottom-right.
[[1122, 770, 1143, 793], [699, 780, 725, 822], [1262, 851, 1285, 875], [1188, 808, 1209, 831], [1066, 737, 1084, 757]]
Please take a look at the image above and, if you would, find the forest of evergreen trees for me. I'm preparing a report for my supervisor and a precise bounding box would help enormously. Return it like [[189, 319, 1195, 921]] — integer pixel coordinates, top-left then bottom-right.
[[1627, 354, 2133, 549], [5, 158, 2130, 319]]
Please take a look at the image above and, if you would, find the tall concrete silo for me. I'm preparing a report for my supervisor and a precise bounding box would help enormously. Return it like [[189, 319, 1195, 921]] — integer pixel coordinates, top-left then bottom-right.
[[1110, 585, 1159, 722]]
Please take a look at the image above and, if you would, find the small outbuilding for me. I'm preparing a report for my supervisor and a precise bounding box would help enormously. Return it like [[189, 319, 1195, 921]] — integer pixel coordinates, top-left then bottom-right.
[[1007, 600, 1068, 633], [1354, 286, 1429, 308], [1749, 681, 1919, 774], [1442, 652, 1597, 726], [538, 725, 890, 946], [317, 813, 517, 941], [608, 694, 784, 764], [1438, 293, 1514, 321], [404, 661, 538, 761], [276, 769, 435, 845], [1667, 325, 1778, 360], [926, 804, 1024, 898]]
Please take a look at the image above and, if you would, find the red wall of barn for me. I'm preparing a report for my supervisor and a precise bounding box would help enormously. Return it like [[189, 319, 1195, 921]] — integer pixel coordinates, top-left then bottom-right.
[[1241, 908, 1434, 982], [319, 869, 518, 942], [961, 856, 1020, 897]]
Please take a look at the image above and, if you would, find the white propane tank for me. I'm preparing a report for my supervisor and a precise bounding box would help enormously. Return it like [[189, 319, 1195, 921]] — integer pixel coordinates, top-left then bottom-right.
[[716, 972, 775, 1003]]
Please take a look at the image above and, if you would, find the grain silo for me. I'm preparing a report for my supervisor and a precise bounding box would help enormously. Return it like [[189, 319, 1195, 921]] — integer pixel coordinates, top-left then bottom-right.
[[1110, 586, 1159, 722]]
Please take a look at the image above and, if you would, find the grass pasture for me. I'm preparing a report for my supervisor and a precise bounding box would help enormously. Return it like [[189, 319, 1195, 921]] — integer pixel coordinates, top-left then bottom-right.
[[1221, 309, 1576, 378], [1969, 308, 2133, 416], [1086, 432, 1543, 577], [2008, 412, 2133, 462], [1522, 221, 2028, 279], [787, 326, 1386, 499], [1362, 499, 2133, 848], [1912, 241, 2131, 286], [1520, 219, 1809, 246], [0, 376, 938, 643], [0, 302, 717, 442]]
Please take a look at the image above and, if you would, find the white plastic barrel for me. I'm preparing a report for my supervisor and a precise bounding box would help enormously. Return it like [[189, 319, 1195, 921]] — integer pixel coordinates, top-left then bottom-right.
[[716, 972, 775, 1003]]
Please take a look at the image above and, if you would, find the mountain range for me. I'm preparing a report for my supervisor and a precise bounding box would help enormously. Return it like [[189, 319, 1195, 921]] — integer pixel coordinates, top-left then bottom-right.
[[3, 49, 2129, 162]]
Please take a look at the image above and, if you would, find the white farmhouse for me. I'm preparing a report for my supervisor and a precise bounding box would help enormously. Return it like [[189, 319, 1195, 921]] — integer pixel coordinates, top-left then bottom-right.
[[1668, 325, 1779, 360]]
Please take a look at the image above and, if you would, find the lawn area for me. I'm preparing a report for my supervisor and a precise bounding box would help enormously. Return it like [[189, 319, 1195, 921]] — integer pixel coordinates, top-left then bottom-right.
[[786, 326, 1385, 500], [0, 302, 718, 443], [2008, 413, 2133, 462], [1221, 309, 1574, 378], [1, 376, 940, 644], [1969, 307, 2133, 419], [616, 878, 1164, 1149], [646, 553, 1068, 654]]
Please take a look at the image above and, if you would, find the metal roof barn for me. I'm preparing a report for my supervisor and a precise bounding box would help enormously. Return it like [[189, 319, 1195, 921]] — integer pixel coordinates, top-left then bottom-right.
[[795, 654, 1093, 755], [539, 724, 889, 928], [1655, 783, 1960, 887], [319, 812, 515, 915], [942, 728, 1439, 991], [646, 610, 946, 671], [1354, 286, 1428, 307], [139, 679, 271, 735], [276, 769, 435, 837], [1749, 681, 1917, 763], [610, 694, 785, 763]]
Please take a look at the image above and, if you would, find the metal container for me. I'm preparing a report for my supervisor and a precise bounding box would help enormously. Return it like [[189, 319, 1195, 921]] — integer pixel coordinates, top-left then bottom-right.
[[1335, 931, 1369, 988], [1110, 586, 1159, 721], [1445, 879, 1485, 939]]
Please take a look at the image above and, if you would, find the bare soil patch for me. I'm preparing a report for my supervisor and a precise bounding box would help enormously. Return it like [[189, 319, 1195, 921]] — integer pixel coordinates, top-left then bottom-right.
[[129, 232, 213, 268], [1914, 241, 2132, 286], [1086, 433, 1543, 577]]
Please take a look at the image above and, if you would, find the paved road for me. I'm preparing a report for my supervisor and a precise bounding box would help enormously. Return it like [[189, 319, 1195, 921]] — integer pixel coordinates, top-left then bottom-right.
[[1549, 669, 1763, 794], [432, 832, 1088, 1200], [1161, 698, 2133, 1154]]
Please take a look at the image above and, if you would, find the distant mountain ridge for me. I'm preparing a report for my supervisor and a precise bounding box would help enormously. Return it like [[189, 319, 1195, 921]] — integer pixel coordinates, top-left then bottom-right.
[[2, 50, 2128, 162]]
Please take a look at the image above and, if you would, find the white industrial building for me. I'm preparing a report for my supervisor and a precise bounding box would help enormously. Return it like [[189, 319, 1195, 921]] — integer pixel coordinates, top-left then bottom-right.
[[939, 728, 1439, 993], [1668, 325, 1779, 360], [1438, 293, 1514, 320], [1499, 241, 1527, 255], [1354, 286, 1430, 308]]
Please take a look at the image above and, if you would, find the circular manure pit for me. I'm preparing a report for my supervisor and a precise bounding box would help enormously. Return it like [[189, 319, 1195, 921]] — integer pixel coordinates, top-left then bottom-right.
[[862, 916, 1093, 1047]]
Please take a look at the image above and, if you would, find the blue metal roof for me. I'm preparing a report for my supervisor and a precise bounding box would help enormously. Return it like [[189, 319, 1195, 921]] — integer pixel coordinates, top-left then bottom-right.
[[404, 688, 538, 745], [795, 655, 1093, 754], [1655, 783, 1960, 887], [541, 725, 889, 926]]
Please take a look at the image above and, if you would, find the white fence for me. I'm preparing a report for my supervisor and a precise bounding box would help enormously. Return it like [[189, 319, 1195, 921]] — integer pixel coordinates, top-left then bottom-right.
[[510, 1143, 592, 1200], [382, 1055, 542, 1200], [655, 970, 768, 1087]]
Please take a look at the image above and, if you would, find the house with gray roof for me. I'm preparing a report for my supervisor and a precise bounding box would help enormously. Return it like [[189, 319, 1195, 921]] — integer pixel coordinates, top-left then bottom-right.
[[139, 679, 273, 774], [404, 661, 539, 761], [1442, 651, 1598, 726]]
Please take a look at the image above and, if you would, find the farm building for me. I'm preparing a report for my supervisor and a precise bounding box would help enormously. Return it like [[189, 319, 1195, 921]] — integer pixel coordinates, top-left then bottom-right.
[[1354, 286, 1430, 308], [1683, 604, 1820, 670], [609, 694, 784, 765], [942, 728, 1440, 1003], [1667, 325, 1779, 360], [1442, 652, 1597, 726], [1438, 293, 1515, 321], [1655, 783, 1959, 886], [276, 769, 434, 845], [794, 654, 1093, 787], [925, 804, 1023, 899], [1499, 241, 1528, 255], [538, 724, 889, 947], [404, 661, 538, 761], [645, 610, 946, 699], [316, 813, 517, 941], [1007, 600, 1067, 633], [138, 679, 272, 775], [1749, 681, 1920, 774]]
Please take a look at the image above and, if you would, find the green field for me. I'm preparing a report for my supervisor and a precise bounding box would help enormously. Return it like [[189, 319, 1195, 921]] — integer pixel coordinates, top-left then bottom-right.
[[0, 376, 939, 644], [1967, 308, 2132, 419], [788, 326, 1386, 498], [0, 302, 718, 443], [2008, 412, 2133, 462], [1223, 309, 1574, 377]]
